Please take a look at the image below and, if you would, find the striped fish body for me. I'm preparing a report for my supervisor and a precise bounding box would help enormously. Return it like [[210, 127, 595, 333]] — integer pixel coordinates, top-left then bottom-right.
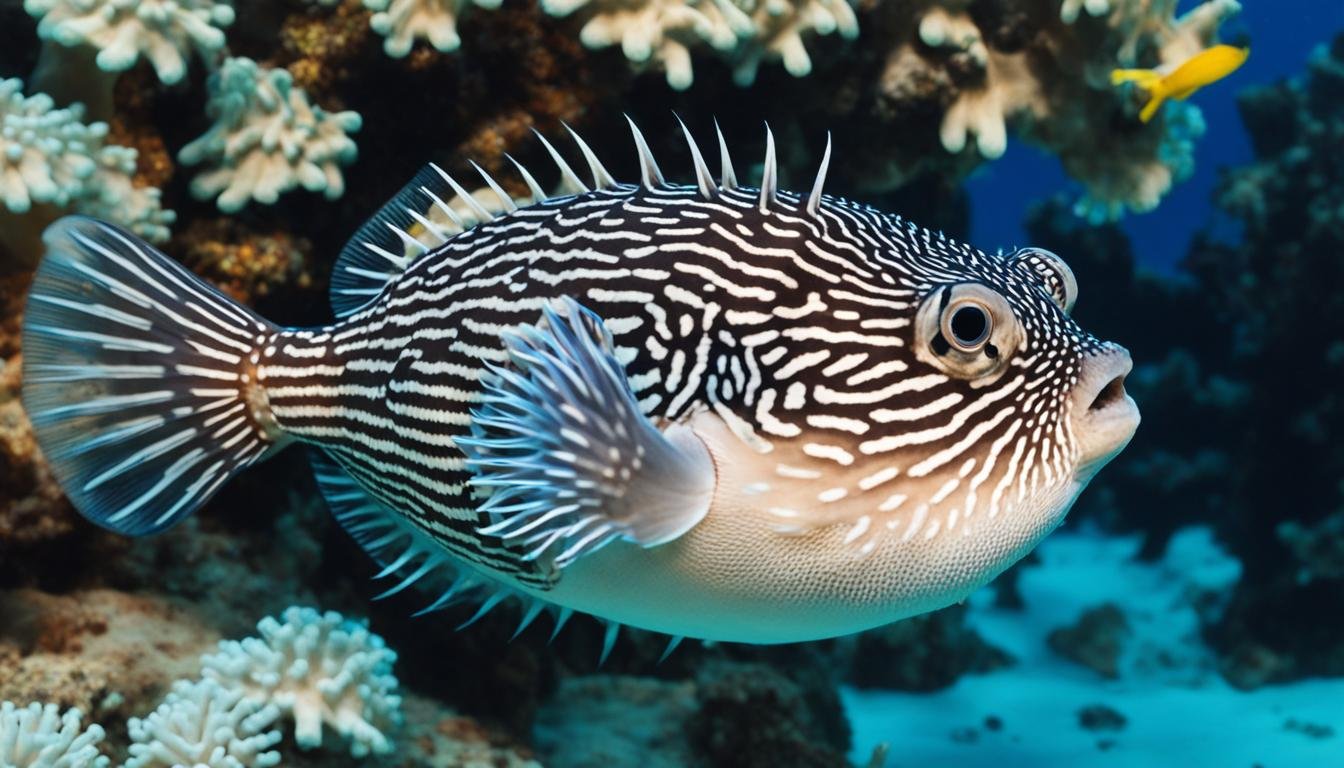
[[22, 123, 1140, 644]]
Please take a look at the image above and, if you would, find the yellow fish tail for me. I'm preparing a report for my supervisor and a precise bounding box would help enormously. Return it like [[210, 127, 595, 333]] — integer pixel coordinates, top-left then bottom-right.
[[1138, 90, 1167, 123]]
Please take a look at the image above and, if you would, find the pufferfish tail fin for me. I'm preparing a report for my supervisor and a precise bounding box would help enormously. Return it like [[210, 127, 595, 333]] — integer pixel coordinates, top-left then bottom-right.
[[1110, 68, 1168, 123], [21, 216, 285, 536]]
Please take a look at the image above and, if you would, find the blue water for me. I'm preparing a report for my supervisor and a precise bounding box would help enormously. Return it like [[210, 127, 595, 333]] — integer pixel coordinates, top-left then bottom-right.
[[968, 0, 1344, 271]]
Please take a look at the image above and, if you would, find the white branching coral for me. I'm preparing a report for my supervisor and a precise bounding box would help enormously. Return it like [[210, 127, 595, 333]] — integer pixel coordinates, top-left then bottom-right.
[[363, 0, 503, 57], [0, 78, 174, 241], [542, 0, 856, 90], [543, 0, 749, 90], [179, 57, 362, 213], [731, 0, 858, 86], [0, 702, 109, 768], [23, 0, 235, 85], [125, 680, 281, 768], [200, 606, 402, 758]]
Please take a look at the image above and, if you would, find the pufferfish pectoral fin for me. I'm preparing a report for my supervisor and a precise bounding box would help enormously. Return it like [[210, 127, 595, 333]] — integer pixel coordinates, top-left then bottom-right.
[[458, 298, 716, 568]]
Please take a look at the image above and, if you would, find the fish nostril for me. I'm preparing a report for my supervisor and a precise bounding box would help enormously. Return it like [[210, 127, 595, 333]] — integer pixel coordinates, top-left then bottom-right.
[[1089, 374, 1127, 412]]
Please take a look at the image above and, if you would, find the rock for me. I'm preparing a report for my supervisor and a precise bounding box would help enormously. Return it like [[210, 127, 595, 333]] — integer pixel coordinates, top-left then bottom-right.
[[847, 603, 1013, 691], [1077, 704, 1127, 732], [1047, 603, 1130, 679]]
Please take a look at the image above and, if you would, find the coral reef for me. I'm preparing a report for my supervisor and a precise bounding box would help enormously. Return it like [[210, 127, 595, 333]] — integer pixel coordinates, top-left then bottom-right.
[[1186, 34, 1344, 690], [178, 57, 362, 213], [846, 0, 1238, 219], [125, 679, 281, 768], [0, 701, 108, 768], [200, 606, 402, 758], [24, 0, 235, 85]]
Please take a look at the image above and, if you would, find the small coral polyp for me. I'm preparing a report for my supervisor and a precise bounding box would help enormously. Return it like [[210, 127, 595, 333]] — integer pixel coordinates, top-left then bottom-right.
[[200, 606, 402, 758], [178, 58, 362, 213], [0, 702, 108, 768], [23, 0, 235, 85], [125, 679, 282, 768]]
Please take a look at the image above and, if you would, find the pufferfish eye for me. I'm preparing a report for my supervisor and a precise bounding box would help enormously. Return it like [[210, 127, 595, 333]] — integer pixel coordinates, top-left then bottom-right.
[[915, 283, 1023, 381], [1009, 247, 1078, 314]]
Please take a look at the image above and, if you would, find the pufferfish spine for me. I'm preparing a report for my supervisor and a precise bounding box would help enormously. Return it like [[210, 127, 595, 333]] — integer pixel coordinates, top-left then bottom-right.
[[20, 118, 1139, 647]]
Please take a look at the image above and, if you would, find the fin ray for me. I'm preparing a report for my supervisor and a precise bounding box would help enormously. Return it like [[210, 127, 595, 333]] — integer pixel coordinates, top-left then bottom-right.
[[458, 298, 716, 569]]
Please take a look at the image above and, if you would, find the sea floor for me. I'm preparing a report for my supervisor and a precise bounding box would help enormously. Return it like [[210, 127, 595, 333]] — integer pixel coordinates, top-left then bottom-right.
[[844, 528, 1344, 767]]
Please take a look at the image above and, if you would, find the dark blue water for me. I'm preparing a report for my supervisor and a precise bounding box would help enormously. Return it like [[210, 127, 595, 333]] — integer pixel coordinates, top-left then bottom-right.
[[968, 0, 1344, 272]]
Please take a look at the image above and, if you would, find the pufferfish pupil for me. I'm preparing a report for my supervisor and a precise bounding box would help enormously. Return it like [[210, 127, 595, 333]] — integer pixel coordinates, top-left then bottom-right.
[[19, 120, 1140, 649]]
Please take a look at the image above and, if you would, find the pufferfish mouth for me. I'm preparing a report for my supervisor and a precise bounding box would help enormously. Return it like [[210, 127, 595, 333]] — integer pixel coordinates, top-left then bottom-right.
[[1071, 344, 1140, 472]]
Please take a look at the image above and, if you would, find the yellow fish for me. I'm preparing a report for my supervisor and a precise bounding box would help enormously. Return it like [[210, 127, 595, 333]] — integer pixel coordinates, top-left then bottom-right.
[[1111, 44, 1249, 123]]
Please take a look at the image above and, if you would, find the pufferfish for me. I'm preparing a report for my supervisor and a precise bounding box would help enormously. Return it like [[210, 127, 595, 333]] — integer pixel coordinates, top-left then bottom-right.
[[20, 119, 1139, 654]]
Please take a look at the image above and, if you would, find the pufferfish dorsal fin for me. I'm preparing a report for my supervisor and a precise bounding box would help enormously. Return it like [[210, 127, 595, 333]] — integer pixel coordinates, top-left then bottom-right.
[[330, 162, 529, 318], [457, 297, 716, 569]]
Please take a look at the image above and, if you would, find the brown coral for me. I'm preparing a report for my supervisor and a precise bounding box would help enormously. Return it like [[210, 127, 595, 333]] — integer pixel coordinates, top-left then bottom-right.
[[173, 218, 315, 306], [0, 589, 219, 720]]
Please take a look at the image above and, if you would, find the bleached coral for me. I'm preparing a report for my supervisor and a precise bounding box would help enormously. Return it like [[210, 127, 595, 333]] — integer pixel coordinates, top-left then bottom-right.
[[78, 145, 176, 243], [730, 0, 859, 86], [0, 78, 174, 241], [200, 606, 402, 758], [363, 0, 502, 57], [1059, 0, 1110, 24], [23, 0, 235, 85], [0, 78, 97, 213], [125, 680, 281, 768], [0, 702, 108, 768], [178, 57, 362, 213], [542, 0, 855, 90], [1071, 100, 1206, 223]]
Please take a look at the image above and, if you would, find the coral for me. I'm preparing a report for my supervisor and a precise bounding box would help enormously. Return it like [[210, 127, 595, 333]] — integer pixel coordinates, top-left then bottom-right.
[[23, 0, 235, 85], [72, 143, 174, 243], [688, 660, 850, 768], [848, 0, 1238, 220], [0, 78, 173, 247], [363, 0, 502, 58], [178, 57, 362, 213], [174, 218, 315, 306], [1278, 511, 1344, 584], [0, 702, 108, 768], [846, 604, 1012, 691], [0, 590, 220, 723], [730, 0, 859, 87], [541, 0, 855, 90], [1181, 34, 1344, 689], [200, 606, 402, 758], [125, 679, 281, 768], [0, 78, 97, 214]]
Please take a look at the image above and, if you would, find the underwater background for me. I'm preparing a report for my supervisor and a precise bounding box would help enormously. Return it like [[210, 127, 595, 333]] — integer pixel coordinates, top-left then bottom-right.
[[1, 0, 1342, 766]]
